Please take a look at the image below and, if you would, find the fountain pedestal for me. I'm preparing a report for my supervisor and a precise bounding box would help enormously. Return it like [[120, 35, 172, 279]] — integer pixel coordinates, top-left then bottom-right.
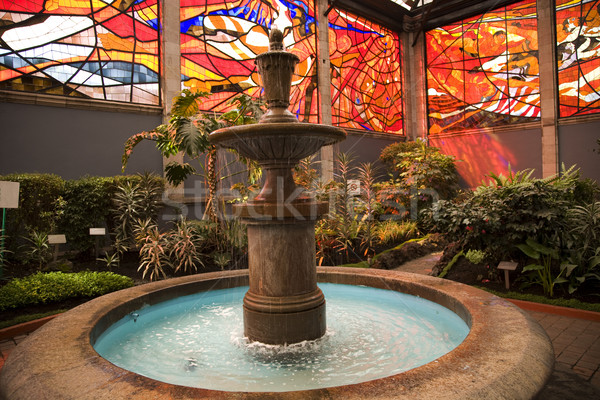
[[210, 29, 345, 344]]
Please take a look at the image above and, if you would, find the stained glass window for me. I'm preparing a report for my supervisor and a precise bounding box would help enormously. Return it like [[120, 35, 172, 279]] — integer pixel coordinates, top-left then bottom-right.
[[180, 0, 318, 122], [556, 0, 600, 117], [0, 0, 160, 105], [426, 0, 539, 134], [328, 8, 403, 134]]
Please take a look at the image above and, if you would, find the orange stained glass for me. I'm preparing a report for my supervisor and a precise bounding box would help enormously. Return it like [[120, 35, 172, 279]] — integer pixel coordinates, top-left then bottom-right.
[[328, 8, 403, 134], [556, 0, 600, 117], [0, 0, 160, 104], [426, 0, 539, 135], [180, 0, 319, 122]]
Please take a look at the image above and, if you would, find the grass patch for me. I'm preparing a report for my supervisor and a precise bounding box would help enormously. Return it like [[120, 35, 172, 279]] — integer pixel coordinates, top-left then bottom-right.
[[477, 286, 600, 313], [338, 235, 431, 269], [0, 309, 67, 330]]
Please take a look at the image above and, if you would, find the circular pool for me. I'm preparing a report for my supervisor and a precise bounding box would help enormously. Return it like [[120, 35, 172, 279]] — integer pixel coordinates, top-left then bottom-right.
[[0, 268, 554, 399]]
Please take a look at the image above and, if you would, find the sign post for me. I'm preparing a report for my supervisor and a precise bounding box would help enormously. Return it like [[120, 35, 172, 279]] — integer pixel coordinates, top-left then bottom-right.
[[0, 181, 20, 278]]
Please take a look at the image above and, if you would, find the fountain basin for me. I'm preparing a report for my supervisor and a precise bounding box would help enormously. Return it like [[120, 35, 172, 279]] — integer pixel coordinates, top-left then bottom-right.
[[210, 123, 345, 166], [0, 268, 554, 399]]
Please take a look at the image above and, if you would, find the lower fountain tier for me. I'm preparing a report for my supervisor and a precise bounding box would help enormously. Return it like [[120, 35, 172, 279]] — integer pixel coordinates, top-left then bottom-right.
[[244, 221, 323, 344], [244, 291, 326, 345]]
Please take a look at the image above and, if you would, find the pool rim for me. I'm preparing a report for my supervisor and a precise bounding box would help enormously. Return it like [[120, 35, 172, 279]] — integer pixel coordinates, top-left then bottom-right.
[[0, 267, 554, 400]]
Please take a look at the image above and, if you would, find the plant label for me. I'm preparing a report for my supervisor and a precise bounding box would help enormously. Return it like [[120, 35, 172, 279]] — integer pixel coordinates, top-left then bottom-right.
[[348, 180, 361, 196], [0, 181, 19, 208], [89, 228, 106, 235], [48, 234, 67, 244]]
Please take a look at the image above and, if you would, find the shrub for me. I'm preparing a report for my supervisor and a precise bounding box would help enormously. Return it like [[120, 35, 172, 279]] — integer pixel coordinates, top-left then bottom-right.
[[59, 176, 113, 252], [0, 173, 65, 256], [0, 271, 134, 311], [424, 165, 599, 270], [379, 138, 459, 202]]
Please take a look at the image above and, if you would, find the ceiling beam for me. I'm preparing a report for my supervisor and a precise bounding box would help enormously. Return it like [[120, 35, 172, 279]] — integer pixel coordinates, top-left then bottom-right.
[[331, 0, 408, 32], [414, 0, 525, 30]]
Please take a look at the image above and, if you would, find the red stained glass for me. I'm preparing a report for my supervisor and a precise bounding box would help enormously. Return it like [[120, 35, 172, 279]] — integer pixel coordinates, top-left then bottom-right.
[[556, 0, 600, 117], [180, 0, 318, 122], [426, 0, 539, 135], [328, 8, 403, 134]]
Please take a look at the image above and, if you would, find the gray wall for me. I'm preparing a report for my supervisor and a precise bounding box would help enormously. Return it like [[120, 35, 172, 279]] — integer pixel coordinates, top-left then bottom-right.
[[430, 128, 543, 187], [558, 122, 600, 183], [0, 102, 163, 179], [339, 132, 402, 173]]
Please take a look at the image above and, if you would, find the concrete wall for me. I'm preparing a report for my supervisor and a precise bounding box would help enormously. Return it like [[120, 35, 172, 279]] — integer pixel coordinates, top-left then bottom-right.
[[430, 128, 544, 187], [339, 132, 402, 171], [0, 102, 163, 179], [558, 122, 600, 183]]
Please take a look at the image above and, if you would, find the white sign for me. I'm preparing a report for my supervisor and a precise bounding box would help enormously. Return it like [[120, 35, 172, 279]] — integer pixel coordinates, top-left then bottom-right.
[[348, 179, 361, 196], [0, 181, 20, 209], [89, 228, 106, 236], [48, 234, 67, 244]]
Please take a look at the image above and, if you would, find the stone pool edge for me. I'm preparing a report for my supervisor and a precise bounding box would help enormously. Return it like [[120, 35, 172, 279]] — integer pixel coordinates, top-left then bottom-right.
[[0, 268, 554, 400]]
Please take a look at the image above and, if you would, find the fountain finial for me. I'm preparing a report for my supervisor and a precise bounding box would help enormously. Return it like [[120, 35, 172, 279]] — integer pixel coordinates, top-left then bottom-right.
[[255, 27, 300, 123], [269, 27, 284, 51]]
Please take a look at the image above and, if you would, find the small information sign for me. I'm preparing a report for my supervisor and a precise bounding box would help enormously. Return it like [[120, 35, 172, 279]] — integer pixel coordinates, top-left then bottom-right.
[[0, 181, 20, 209], [348, 179, 361, 196], [89, 228, 106, 236], [48, 234, 67, 245]]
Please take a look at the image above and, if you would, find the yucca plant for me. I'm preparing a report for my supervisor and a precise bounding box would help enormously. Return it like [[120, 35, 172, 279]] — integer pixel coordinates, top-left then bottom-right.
[[138, 227, 170, 281], [169, 218, 205, 275], [22, 230, 51, 270]]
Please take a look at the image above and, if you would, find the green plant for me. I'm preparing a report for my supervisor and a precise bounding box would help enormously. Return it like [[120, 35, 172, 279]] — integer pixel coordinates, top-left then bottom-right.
[[0, 271, 133, 311], [122, 91, 263, 222], [561, 201, 600, 292], [97, 252, 120, 270], [59, 176, 112, 253], [380, 138, 459, 201], [169, 218, 205, 274], [375, 220, 419, 246], [516, 238, 573, 297], [425, 165, 598, 265], [111, 173, 164, 249], [22, 230, 51, 270], [0, 173, 65, 257], [465, 249, 488, 265], [138, 225, 170, 281]]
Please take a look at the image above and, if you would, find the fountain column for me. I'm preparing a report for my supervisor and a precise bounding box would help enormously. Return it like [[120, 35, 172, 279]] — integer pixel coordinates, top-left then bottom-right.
[[210, 29, 345, 344]]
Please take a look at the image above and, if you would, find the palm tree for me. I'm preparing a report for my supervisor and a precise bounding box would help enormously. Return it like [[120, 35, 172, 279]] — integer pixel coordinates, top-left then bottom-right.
[[122, 90, 264, 222]]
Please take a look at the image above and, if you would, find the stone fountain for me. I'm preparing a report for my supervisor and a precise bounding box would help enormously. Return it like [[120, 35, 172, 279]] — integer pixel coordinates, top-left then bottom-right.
[[209, 28, 345, 344], [0, 28, 554, 400]]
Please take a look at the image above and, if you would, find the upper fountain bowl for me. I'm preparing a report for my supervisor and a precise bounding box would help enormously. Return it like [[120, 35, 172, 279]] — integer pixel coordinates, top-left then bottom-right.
[[210, 123, 345, 166]]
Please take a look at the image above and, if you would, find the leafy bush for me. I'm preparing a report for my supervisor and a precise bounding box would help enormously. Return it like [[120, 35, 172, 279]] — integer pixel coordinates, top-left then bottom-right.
[[425, 166, 598, 263], [378, 139, 459, 208], [0, 271, 134, 311], [0, 173, 65, 255], [0, 173, 165, 258], [59, 176, 113, 252], [425, 165, 600, 295]]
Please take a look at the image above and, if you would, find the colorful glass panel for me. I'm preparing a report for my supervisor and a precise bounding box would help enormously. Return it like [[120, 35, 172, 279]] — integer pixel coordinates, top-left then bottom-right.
[[426, 0, 539, 134], [180, 0, 318, 122], [328, 8, 403, 134], [0, 0, 160, 105], [556, 0, 600, 117]]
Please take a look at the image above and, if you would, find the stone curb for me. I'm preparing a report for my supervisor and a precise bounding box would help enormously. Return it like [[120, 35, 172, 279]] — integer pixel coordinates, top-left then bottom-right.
[[0, 315, 59, 341], [506, 299, 600, 322]]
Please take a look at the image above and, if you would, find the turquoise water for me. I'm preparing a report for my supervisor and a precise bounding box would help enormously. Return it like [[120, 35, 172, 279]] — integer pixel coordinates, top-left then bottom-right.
[[94, 283, 469, 392]]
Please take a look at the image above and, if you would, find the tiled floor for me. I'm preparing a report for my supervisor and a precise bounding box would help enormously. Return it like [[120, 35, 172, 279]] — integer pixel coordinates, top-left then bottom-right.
[[528, 310, 600, 388]]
